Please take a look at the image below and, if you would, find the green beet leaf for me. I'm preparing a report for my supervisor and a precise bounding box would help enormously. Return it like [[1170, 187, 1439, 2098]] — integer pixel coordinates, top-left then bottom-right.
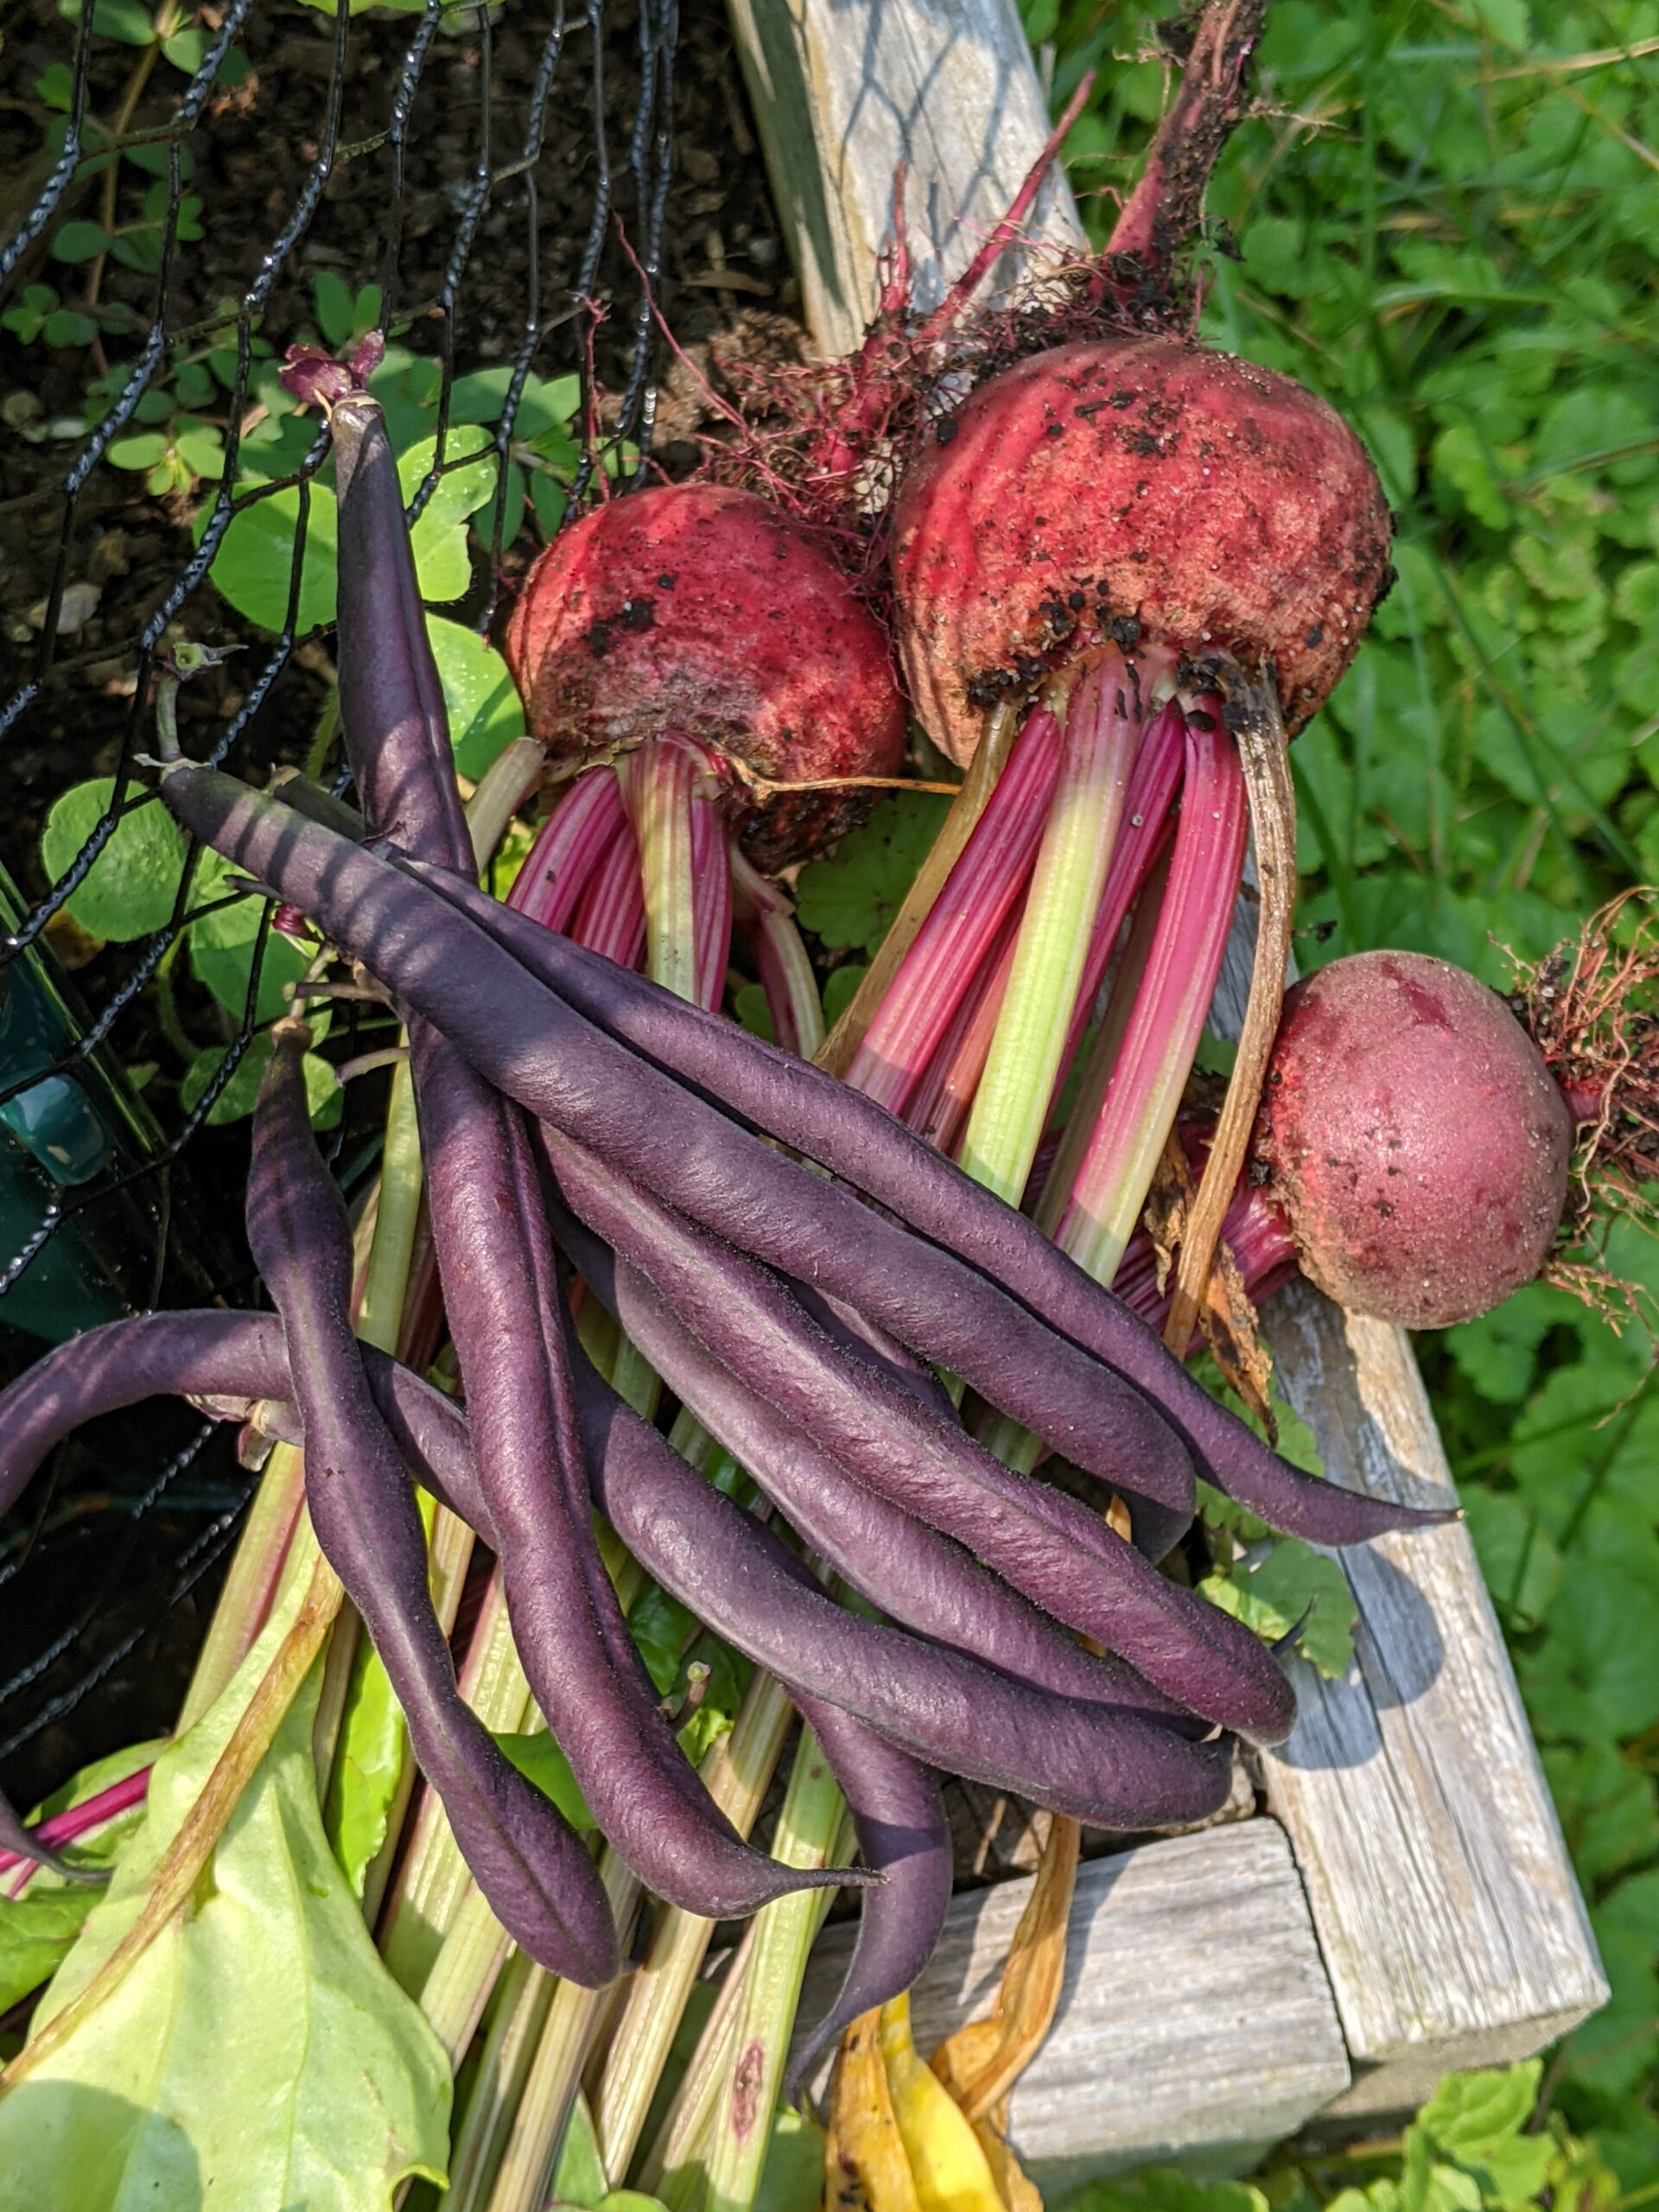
[[40, 782, 187, 944], [0, 1742, 162, 2014], [0, 1591, 450, 2208]]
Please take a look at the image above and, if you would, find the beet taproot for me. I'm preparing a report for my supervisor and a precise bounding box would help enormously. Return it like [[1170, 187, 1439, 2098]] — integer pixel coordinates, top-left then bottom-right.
[[505, 481, 906, 870], [891, 337, 1393, 769], [1252, 950, 1575, 1330]]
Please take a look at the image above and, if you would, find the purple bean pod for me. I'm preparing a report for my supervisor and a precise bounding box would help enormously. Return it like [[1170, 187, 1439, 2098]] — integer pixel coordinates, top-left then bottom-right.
[[0, 1310, 290, 1520], [264, 1351, 1230, 1829], [149, 772, 1198, 1546], [409, 1027, 860, 1920], [0, 1301, 1188, 1737], [785, 1697, 951, 2098], [327, 392, 474, 874], [548, 1192, 1195, 1732], [567, 1368, 1236, 1827], [537, 1126, 1294, 1746], [246, 1023, 619, 1983], [0, 1310, 1231, 1827]]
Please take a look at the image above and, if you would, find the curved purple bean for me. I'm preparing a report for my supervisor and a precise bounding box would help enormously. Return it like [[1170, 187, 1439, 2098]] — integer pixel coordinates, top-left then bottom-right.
[[569, 1373, 1236, 1827], [538, 1127, 1294, 1746], [152, 771, 1196, 1548], [273, 1346, 1229, 1827], [402, 859, 1454, 1547], [0, 1310, 289, 1521], [0, 1300, 1190, 1739], [246, 1023, 618, 1984], [553, 1205, 1195, 1732], [409, 1029, 856, 1921], [785, 1697, 951, 2098]]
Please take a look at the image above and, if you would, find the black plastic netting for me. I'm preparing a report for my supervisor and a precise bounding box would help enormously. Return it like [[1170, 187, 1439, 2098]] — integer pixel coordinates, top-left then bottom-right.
[[0, 0, 789, 1813]]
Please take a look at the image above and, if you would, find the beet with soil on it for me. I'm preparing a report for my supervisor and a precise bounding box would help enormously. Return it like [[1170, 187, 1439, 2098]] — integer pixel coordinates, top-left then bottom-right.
[[505, 480, 906, 872], [502, 480, 906, 1042], [890, 336, 1393, 769]]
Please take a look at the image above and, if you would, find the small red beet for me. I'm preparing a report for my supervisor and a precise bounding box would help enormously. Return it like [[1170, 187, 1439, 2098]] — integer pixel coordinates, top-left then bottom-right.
[[891, 337, 1393, 766], [504, 483, 906, 868], [1252, 951, 1574, 1330]]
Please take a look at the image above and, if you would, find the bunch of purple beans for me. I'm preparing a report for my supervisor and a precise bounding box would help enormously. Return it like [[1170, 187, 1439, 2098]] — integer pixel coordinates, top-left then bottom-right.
[[0, 391, 1445, 2074]]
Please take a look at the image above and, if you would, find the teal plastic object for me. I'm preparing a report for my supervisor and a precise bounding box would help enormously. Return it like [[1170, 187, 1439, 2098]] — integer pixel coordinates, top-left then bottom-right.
[[0, 865, 171, 1345]]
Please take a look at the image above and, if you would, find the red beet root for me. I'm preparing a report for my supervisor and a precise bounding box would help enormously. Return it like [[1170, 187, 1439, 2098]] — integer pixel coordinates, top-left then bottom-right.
[[1251, 951, 1575, 1331], [505, 481, 906, 869], [891, 337, 1393, 769]]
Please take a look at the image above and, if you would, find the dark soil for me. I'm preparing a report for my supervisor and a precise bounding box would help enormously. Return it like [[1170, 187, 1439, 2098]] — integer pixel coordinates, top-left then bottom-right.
[[0, 0, 803, 1815]]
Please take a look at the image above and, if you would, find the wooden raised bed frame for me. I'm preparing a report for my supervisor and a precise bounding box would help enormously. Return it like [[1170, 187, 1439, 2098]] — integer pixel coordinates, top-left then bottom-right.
[[723, 0, 1608, 2178]]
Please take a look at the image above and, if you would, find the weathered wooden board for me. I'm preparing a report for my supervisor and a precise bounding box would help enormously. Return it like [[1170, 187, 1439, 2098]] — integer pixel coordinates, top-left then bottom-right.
[[794, 1822, 1351, 2183], [726, 0, 1608, 2147], [724, 0, 1084, 358], [1255, 1285, 1609, 2113]]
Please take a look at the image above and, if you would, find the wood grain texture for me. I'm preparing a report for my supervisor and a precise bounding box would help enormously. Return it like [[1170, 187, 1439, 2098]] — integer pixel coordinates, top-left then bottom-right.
[[1213, 893, 1607, 2114], [1254, 1282, 1608, 2114], [723, 0, 1084, 357], [794, 1822, 1351, 2183]]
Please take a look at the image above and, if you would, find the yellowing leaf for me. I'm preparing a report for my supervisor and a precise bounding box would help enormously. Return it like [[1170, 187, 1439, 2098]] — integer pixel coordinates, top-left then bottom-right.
[[930, 1815, 1078, 2124], [880, 1994, 1007, 2212]]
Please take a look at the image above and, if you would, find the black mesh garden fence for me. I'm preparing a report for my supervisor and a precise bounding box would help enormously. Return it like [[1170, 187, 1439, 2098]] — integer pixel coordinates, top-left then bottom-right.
[[0, 0, 692, 1808]]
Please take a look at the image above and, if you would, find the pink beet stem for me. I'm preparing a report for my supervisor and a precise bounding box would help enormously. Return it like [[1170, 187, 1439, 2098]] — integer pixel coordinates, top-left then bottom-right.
[[908, 904, 1023, 1155], [844, 703, 1063, 1116], [572, 805, 649, 971], [1111, 1179, 1298, 1348], [958, 656, 1144, 1205], [1050, 702, 1249, 1286], [915, 69, 1098, 350], [0, 1764, 153, 1892], [1103, 0, 1266, 281], [1052, 698, 1186, 1109], [690, 778, 734, 1016], [509, 766, 629, 934]]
